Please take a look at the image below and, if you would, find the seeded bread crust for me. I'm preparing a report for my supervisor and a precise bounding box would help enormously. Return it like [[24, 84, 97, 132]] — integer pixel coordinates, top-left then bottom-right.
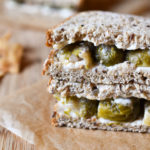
[[52, 112, 150, 133], [47, 11, 150, 50]]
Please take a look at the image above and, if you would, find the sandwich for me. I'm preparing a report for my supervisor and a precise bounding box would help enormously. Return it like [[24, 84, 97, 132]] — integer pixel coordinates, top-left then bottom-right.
[[4, 0, 122, 18], [10, 0, 81, 10], [43, 11, 150, 133], [4, 0, 76, 20], [6, 0, 120, 11]]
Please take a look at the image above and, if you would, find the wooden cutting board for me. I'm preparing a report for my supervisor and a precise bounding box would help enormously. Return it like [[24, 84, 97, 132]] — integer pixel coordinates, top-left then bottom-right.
[[0, 23, 52, 150]]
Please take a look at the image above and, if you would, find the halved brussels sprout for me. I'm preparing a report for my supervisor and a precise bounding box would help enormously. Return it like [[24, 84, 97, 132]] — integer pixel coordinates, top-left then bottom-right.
[[143, 102, 150, 126], [58, 48, 72, 62], [57, 96, 99, 119], [96, 45, 125, 66], [126, 49, 150, 67], [58, 42, 94, 69], [98, 98, 140, 122], [79, 99, 99, 118]]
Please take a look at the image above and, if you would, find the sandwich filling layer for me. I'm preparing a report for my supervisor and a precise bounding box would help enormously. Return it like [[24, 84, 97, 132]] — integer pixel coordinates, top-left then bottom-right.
[[43, 41, 150, 86], [54, 95, 150, 127], [55, 41, 150, 69]]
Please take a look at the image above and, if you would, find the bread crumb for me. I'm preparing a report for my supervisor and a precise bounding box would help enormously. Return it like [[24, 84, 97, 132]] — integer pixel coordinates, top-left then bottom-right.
[[0, 33, 23, 77]]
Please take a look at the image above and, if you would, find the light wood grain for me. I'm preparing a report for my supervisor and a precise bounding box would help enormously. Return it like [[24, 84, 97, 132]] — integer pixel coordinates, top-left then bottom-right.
[[0, 128, 35, 150]]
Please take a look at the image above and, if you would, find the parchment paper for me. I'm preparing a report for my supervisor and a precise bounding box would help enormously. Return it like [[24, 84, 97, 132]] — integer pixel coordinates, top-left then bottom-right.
[[0, 79, 150, 150], [0, 23, 49, 149]]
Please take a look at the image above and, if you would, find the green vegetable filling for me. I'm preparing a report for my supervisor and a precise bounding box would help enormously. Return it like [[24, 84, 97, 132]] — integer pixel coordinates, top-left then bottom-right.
[[58, 42, 150, 68], [56, 96, 142, 122], [58, 42, 94, 69], [96, 45, 125, 66], [97, 98, 141, 122], [127, 49, 150, 67], [56, 96, 99, 119]]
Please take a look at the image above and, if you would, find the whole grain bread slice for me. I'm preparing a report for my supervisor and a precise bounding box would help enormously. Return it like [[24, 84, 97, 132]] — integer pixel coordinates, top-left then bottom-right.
[[44, 61, 150, 86], [52, 112, 150, 133], [48, 78, 150, 100], [46, 11, 150, 50]]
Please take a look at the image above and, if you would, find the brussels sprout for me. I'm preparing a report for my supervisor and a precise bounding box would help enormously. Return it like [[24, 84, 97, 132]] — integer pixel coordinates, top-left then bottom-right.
[[58, 48, 72, 61], [98, 98, 140, 122], [143, 102, 150, 126], [79, 99, 99, 118], [58, 96, 99, 119], [96, 45, 125, 66], [58, 42, 94, 69], [126, 49, 150, 67]]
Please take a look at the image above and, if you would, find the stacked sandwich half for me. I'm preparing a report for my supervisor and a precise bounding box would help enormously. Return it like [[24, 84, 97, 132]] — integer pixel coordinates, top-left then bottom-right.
[[43, 11, 150, 133]]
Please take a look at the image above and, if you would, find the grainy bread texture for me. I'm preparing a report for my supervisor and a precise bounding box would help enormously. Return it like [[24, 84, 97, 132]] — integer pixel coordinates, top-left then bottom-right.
[[48, 79, 150, 100], [52, 112, 150, 133], [45, 61, 150, 85], [44, 60, 150, 100], [47, 11, 150, 50]]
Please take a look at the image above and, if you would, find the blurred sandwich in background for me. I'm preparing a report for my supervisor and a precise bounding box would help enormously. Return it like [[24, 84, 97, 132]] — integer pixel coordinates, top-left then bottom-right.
[[4, 0, 122, 12], [0, 0, 150, 30], [10, 0, 81, 10]]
